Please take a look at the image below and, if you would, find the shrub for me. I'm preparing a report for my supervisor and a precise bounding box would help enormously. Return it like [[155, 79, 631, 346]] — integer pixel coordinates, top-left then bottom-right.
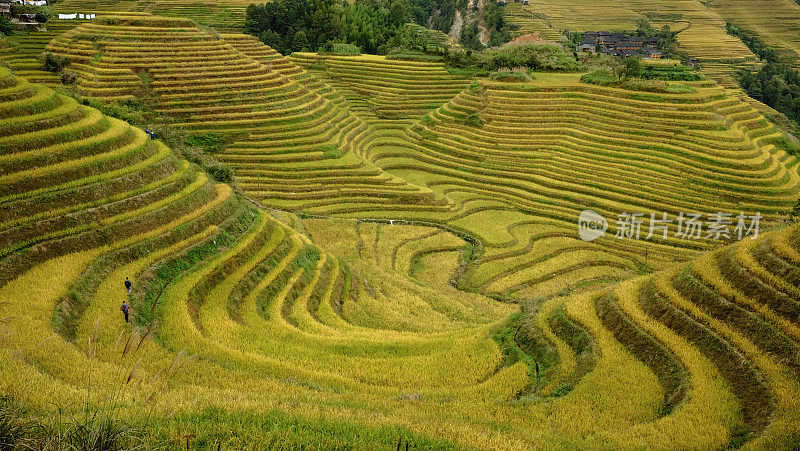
[[0, 17, 12, 36], [88, 98, 146, 125], [641, 64, 705, 81], [620, 56, 643, 78], [43, 52, 69, 72], [445, 43, 583, 71], [293, 245, 320, 272], [773, 135, 800, 157], [481, 44, 583, 71], [465, 113, 483, 127], [34, 12, 47, 23], [207, 164, 234, 183], [580, 69, 616, 85], [186, 132, 232, 153], [318, 144, 343, 159], [60, 70, 77, 85]]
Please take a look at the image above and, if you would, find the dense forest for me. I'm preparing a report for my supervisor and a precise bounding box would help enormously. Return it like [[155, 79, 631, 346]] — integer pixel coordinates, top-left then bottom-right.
[[738, 64, 800, 124], [728, 22, 800, 127], [244, 0, 468, 55]]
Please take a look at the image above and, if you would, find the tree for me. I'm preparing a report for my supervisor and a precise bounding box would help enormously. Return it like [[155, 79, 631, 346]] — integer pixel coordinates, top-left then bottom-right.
[[0, 16, 12, 36], [635, 18, 655, 38], [748, 78, 764, 100], [292, 29, 309, 52], [388, 0, 412, 25], [620, 57, 642, 79], [460, 21, 484, 51], [259, 30, 284, 53], [34, 12, 48, 23], [43, 52, 69, 72]]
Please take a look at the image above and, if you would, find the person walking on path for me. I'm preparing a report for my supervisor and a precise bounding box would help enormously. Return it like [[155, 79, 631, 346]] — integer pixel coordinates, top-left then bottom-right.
[[121, 301, 130, 323], [125, 277, 132, 293]]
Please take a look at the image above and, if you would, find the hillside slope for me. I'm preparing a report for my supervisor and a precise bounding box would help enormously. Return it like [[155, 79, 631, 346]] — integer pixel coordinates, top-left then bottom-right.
[[44, 14, 449, 216], [366, 73, 800, 298], [2, 64, 800, 448]]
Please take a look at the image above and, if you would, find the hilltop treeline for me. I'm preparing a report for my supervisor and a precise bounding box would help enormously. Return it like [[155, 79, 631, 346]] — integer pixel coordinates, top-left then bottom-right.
[[244, 0, 465, 55], [738, 64, 800, 124], [726, 22, 778, 62], [728, 21, 800, 128], [461, 0, 510, 51]]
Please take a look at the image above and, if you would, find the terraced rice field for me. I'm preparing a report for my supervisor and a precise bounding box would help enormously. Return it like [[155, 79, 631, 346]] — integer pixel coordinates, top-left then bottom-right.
[[362, 73, 798, 296], [43, 15, 798, 299], [44, 14, 445, 216], [706, 0, 800, 68], [0, 19, 87, 86], [290, 53, 471, 128], [2, 6, 800, 447], [504, 2, 561, 41], [51, 0, 249, 28], [3, 61, 800, 447]]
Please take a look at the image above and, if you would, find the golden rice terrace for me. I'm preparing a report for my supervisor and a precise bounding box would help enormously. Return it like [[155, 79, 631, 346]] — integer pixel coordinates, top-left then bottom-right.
[[0, 2, 799, 449]]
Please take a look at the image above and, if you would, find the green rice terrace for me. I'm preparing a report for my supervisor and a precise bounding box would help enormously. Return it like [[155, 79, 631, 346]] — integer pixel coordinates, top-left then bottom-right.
[[1, 1, 800, 449]]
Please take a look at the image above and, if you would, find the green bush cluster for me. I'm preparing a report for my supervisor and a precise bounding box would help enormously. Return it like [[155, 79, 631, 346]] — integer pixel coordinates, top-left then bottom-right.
[[207, 165, 234, 183], [319, 144, 344, 159], [186, 132, 234, 154], [444, 44, 583, 72], [581, 65, 697, 93], [580, 69, 616, 85], [293, 245, 320, 272], [738, 63, 800, 126], [641, 65, 704, 81], [43, 52, 70, 73]]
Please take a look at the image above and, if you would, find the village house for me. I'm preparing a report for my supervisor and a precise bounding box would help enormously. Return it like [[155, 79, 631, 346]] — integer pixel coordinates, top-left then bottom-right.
[[0, 0, 11, 19], [645, 49, 663, 59], [581, 31, 662, 59], [684, 57, 700, 67]]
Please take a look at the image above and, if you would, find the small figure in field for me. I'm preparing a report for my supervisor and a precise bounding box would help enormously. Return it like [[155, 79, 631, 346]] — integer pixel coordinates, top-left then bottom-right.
[[145, 128, 151, 136], [149, 131, 155, 140], [124, 277, 132, 293], [121, 301, 130, 323]]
